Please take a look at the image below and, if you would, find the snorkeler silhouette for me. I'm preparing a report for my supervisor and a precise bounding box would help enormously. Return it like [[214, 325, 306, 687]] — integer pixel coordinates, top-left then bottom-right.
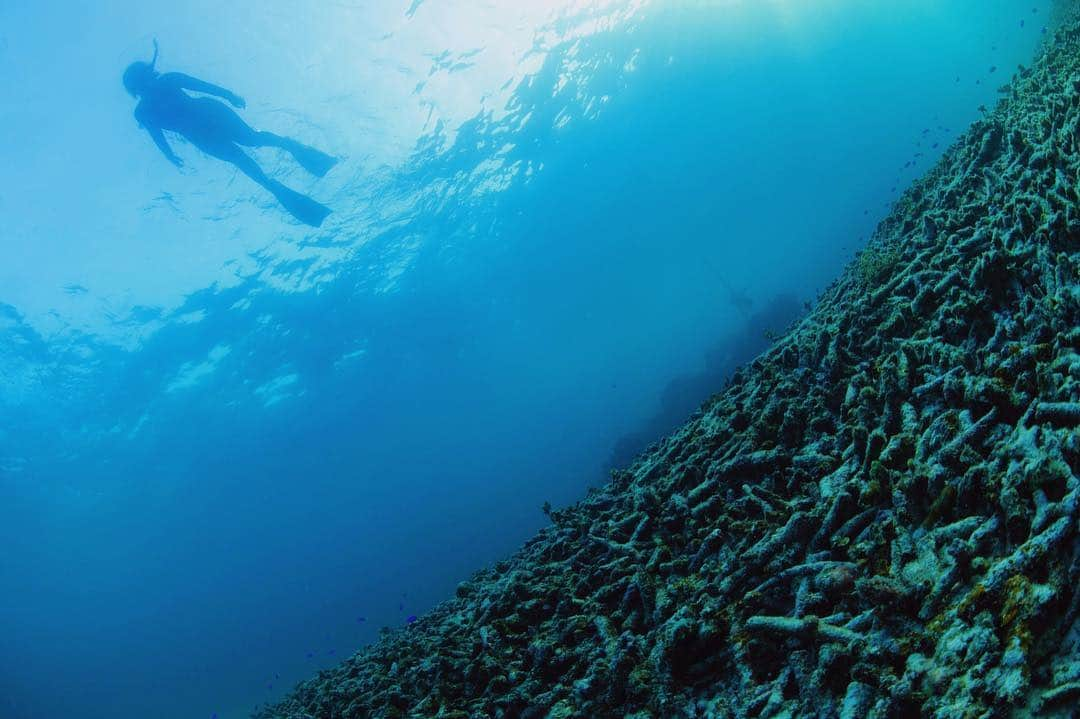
[[124, 41, 337, 227]]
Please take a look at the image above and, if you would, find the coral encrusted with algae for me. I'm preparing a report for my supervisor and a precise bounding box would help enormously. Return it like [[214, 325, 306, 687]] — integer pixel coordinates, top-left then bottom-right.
[[255, 21, 1080, 719]]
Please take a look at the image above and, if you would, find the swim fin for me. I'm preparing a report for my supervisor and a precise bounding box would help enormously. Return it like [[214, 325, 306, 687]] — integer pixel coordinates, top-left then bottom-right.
[[270, 181, 331, 227], [289, 143, 339, 178]]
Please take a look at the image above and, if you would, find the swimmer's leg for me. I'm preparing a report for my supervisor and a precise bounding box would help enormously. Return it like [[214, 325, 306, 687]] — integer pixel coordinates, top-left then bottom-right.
[[214, 143, 331, 227], [243, 131, 339, 178]]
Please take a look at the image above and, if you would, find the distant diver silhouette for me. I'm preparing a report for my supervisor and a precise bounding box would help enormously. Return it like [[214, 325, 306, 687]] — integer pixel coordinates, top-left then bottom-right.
[[124, 41, 337, 227]]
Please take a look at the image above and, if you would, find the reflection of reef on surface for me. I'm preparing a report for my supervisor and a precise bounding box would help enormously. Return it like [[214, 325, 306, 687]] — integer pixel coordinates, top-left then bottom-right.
[[255, 19, 1080, 719]]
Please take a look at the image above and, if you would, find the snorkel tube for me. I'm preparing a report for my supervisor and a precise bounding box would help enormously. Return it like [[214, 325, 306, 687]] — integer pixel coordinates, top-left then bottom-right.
[[122, 38, 160, 97]]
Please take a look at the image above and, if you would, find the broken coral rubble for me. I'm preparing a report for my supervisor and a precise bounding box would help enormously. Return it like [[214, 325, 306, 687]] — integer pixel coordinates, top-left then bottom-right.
[[255, 18, 1080, 719]]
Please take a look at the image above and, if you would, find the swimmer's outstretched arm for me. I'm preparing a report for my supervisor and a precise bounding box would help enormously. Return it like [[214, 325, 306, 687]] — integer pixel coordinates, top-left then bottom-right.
[[135, 105, 182, 167], [148, 125, 183, 168], [161, 72, 246, 108]]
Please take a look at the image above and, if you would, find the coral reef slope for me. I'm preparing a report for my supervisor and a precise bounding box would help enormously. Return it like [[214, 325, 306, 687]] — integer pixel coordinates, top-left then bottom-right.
[[256, 22, 1080, 719]]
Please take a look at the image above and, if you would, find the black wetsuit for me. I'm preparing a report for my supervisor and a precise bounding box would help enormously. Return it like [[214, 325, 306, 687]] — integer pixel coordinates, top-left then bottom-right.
[[133, 72, 336, 227]]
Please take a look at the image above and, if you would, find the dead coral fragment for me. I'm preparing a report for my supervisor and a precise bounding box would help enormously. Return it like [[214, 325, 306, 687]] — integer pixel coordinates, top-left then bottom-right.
[[744, 615, 865, 646]]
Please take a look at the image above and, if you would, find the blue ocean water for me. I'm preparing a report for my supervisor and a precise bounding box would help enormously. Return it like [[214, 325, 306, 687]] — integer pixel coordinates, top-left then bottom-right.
[[0, 1, 1052, 717]]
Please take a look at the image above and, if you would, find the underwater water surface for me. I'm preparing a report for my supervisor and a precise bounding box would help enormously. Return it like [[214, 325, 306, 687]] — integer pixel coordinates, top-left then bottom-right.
[[0, 1, 1058, 717]]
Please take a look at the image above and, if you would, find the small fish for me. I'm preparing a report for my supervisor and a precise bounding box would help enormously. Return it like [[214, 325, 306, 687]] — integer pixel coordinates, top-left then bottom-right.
[[267, 684, 273, 691], [306, 652, 314, 659], [356, 616, 367, 623], [932, 143, 939, 149], [989, 65, 997, 73], [407, 615, 418, 624], [1020, 19, 1025, 28], [398, 602, 404, 611], [328, 649, 336, 655]]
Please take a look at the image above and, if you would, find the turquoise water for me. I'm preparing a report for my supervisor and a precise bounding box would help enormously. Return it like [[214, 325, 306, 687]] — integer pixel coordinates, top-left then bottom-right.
[[0, 2, 1051, 717]]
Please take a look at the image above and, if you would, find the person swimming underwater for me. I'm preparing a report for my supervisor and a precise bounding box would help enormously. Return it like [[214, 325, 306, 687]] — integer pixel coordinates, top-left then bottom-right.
[[124, 41, 337, 227]]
